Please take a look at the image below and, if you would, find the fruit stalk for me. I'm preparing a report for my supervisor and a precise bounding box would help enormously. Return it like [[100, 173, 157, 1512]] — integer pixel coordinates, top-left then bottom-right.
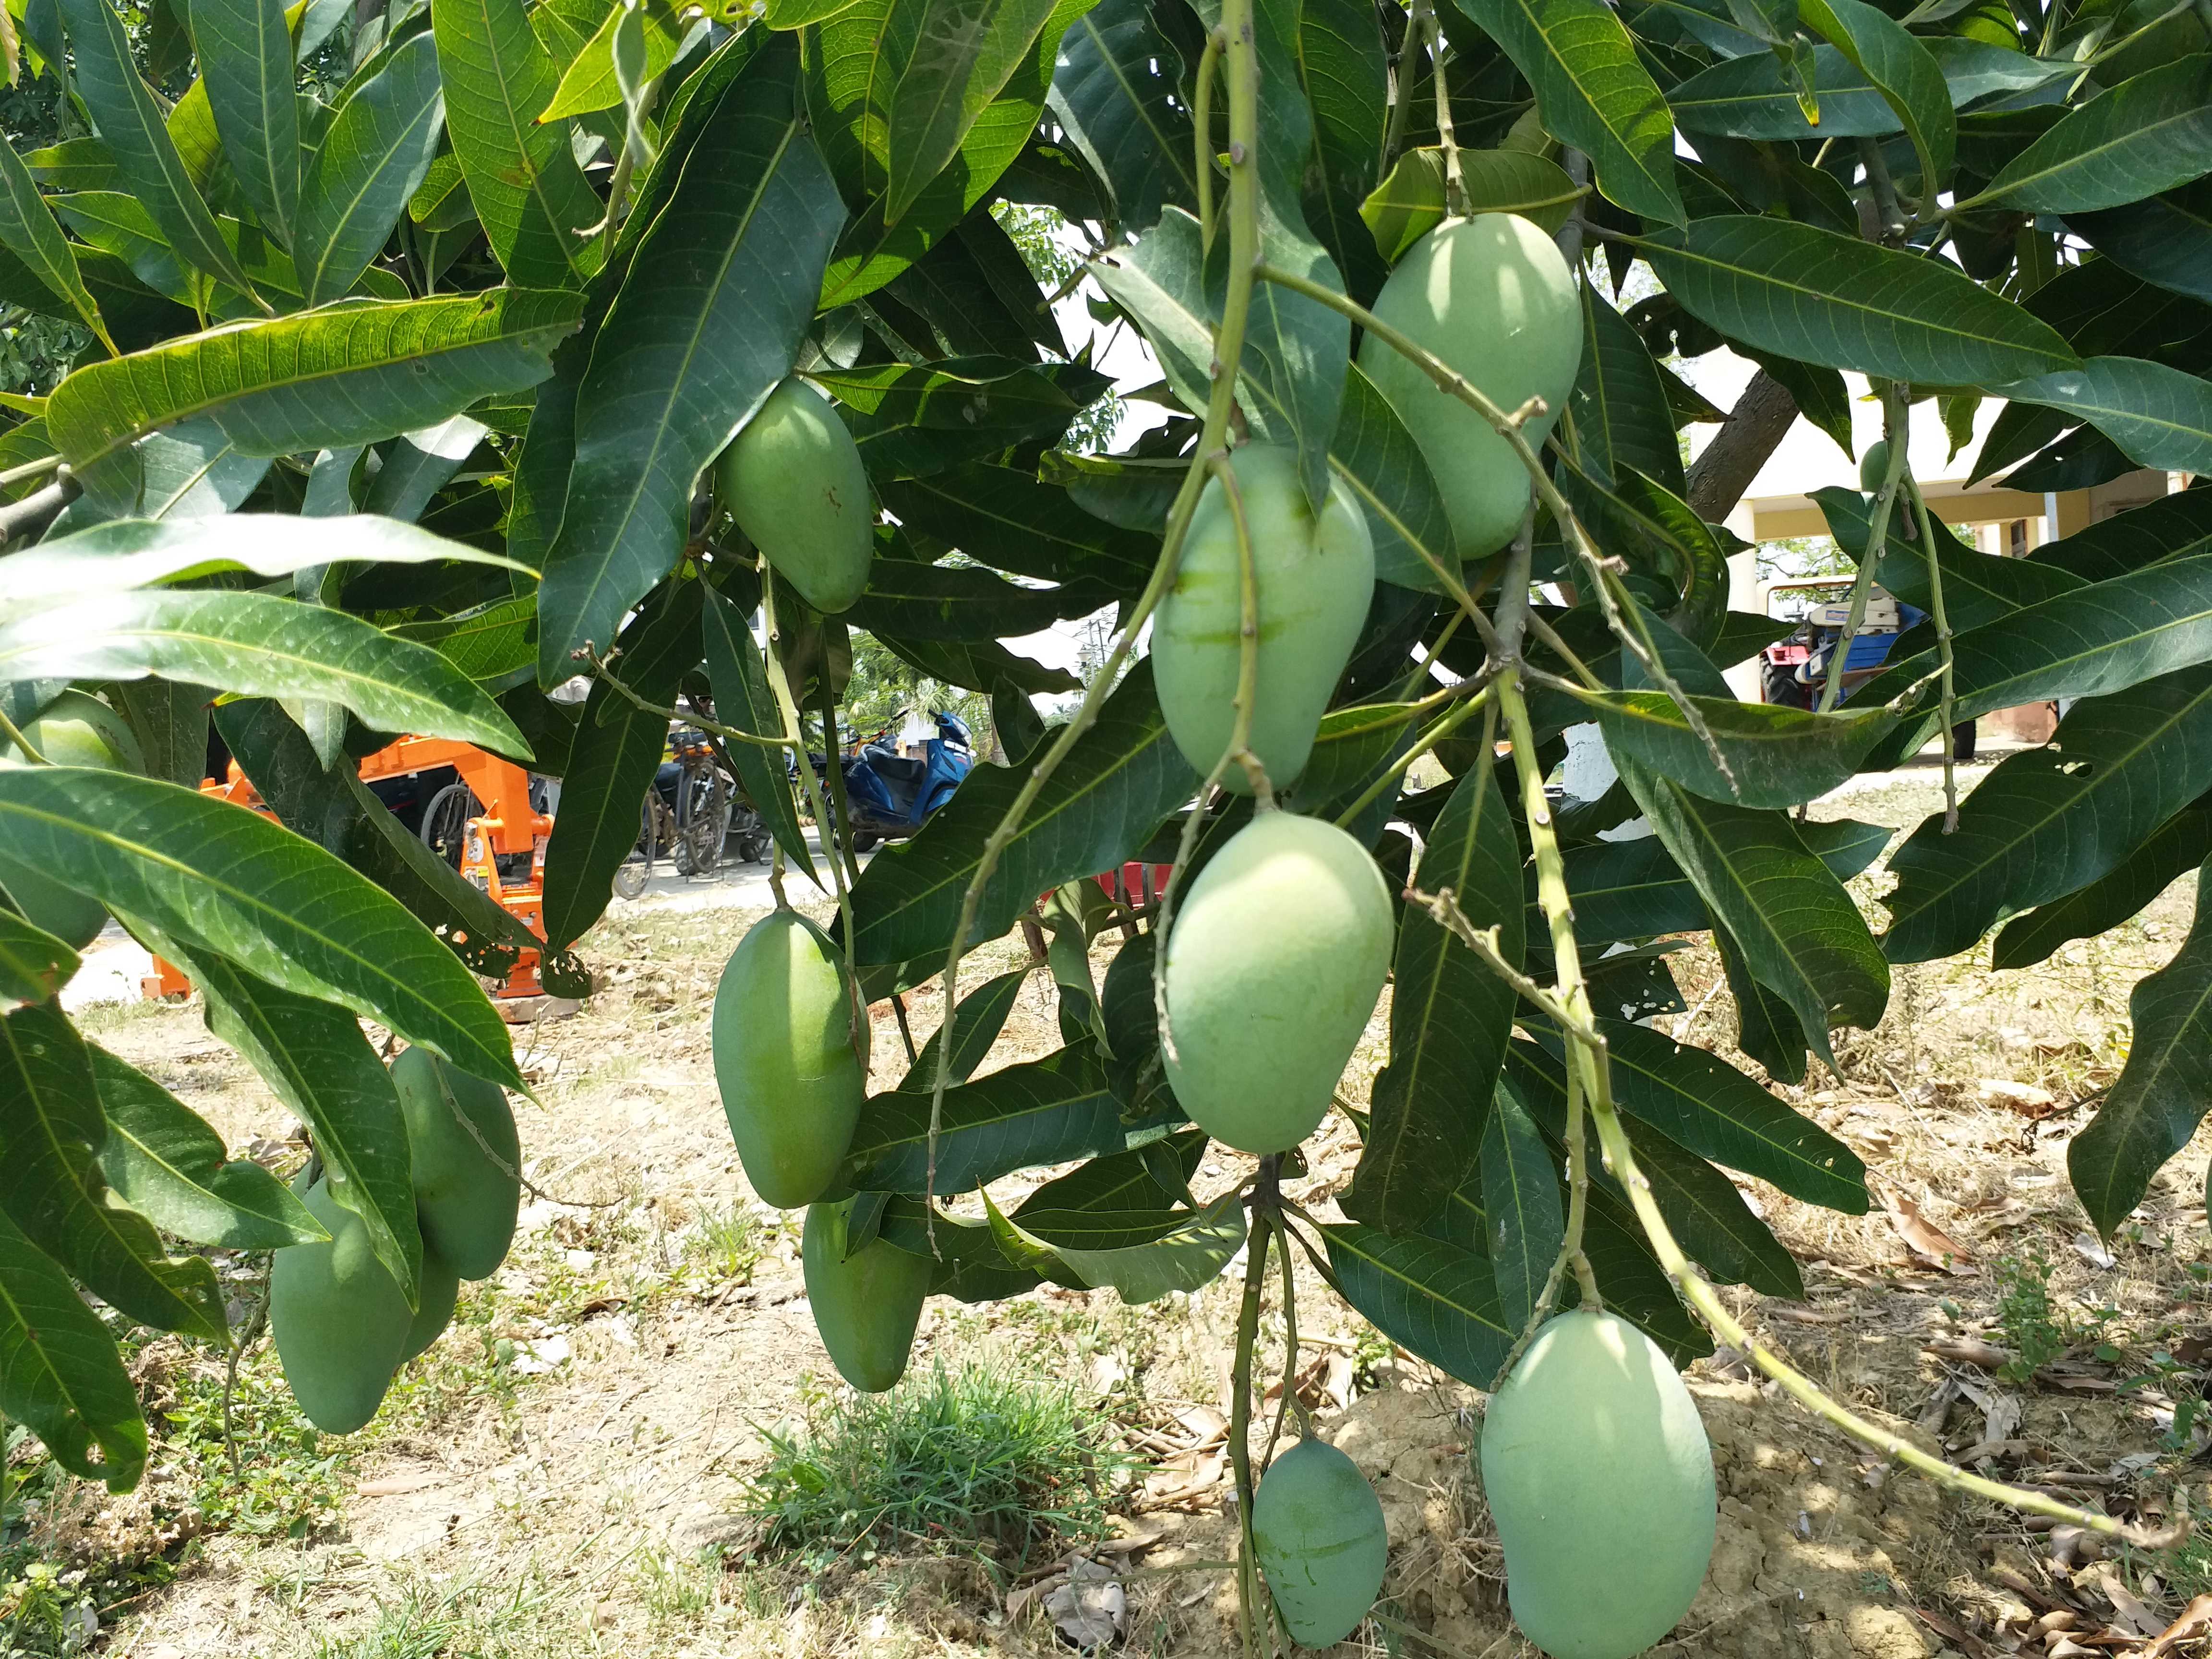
[[581, 646, 794, 749], [0, 706, 45, 764], [1331, 684, 1492, 829], [921, 0, 1268, 1222], [1229, 1192, 1274, 1659], [1905, 473, 1962, 832], [1819, 381, 1911, 712], [1411, 0, 1466, 216], [1193, 26, 1222, 247]]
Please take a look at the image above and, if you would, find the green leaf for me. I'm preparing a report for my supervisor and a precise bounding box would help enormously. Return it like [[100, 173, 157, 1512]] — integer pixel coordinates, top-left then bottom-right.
[[846, 660, 1197, 968], [841, 1039, 1126, 1193], [1993, 357, 2212, 477], [2068, 852, 2212, 1235], [1572, 285, 1684, 494], [1320, 1222, 1512, 1387], [700, 579, 817, 886], [165, 942, 421, 1304], [1641, 216, 2079, 385], [1812, 483, 2084, 633], [1563, 685, 1907, 809], [192, 0, 303, 240], [537, 40, 844, 682], [1883, 664, 2212, 962], [895, 965, 1028, 1091], [0, 133, 113, 352], [0, 912, 79, 1013], [0, 768, 521, 1089], [88, 1043, 325, 1249], [294, 31, 445, 306], [1358, 146, 1581, 266], [433, 0, 604, 287], [2031, 486, 2212, 584], [56, 0, 262, 300], [1616, 754, 1889, 1070], [879, 463, 1157, 589], [46, 289, 582, 474], [0, 590, 529, 753], [1329, 360, 1457, 591], [1044, 0, 1194, 233], [990, 1185, 1244, 1303], [1345, 762, 1522, 1231], [1296, 0, 1388, 302], [1710, 910, 1806, 1084], [850, 553, 1110, 641], [1669, 43, 1908, 141], [540, 0, 688, 121], [0, 1000, 228, 1342], [1994, 793, 2212, 969], [1973, 57, 2212, 215], [1447, 0, 1683, 226], [1479, 1084, 1562, 1331], [817, 357, 1112, 481], [2069, 179, 2212, 306], [0, 1202, 146, 1492], [883, 0, 1062, 227], [1796, 0, 1955, 184]]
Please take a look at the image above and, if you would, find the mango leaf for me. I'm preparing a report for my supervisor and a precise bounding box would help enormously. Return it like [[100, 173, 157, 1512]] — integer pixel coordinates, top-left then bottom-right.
[[875, 1196, 1044, 1299], [847, 661, 1197, 968], [988, 1185, 1244, 1302], [883, 0, 1062, 226], [0, 590, 529, 753], [433, 0, 603, 288], [1320, 1222, 1512, 1387], [1358, 147, 1580, 266], [1992, 357, 2212, 477], [1296, 0, 1389, 302], [1345, 762, 1521, 1231], [0, 1202, 147, 1491], [1973, 57, 2212, 215], [841, 1039, 1125, 1193], [88, 1043, 324, 1250], [1669, 43, 1907, 141], [2029, 486, 2212, 584], [1884, 665, 2212, 962], [0, 768, 521, 1089], [540, 0, 689, 121], [850, 556, 1109, 641], [537, 39, 843, 682], [192, 0, 303, 240], [1813, 484, 2084, 632], [2068, 853, 2212, 1235], [1572, 285, 1684, 494], [0, 912, 78, 1012], [879, 463, 1158, 589], [45, 289, 582, 473], [895, 965, 1029, 1091], [2070, 180, 2212, 305], [0, 134, 113, 352], [162, 941, 421, 1305], [0, 999, 228, 1344], [1329, 360, 1457, 591], [56, 0, 260, 300], [1615, 753, 1889, 1070], [1044, 0, 1194, 233], [700, 579, 816, 885], [294, 31, 446, 306], [1641, 216, 2079, 385], [1478, 1085, 1562, 1331], [1563, 685, 1907, 809], [1447, 0, 1683, 226], [1994, 793, 2212, 969], [817, 356, 1110, 481], [1796, 0, 1954, 184]]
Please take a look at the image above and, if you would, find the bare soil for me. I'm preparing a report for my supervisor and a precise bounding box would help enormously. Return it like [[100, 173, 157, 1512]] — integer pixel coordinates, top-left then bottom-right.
[[32, 759, 2212, 1659]]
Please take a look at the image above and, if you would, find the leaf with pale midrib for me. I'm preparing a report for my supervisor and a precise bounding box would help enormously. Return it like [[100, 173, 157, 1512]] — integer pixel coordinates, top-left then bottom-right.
[[841, 1040, 1127, 1194], [1321, 1222, 1513, 1387], [0, 1202, 147, 1491], [192, 0, 303, 241], [1974, 56, 2212, 216], [1479, 1086, 1561, 1330]]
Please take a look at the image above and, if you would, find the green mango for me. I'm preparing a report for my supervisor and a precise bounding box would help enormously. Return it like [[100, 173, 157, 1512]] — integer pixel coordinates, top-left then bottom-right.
[[0, 689, 144, 949], [1161, 811, 1393, 1153], [713, 376, 874, 614], [1480, 1311, 1717, 1659], [712, 909, 867, 1209], [1153, 445, 1375, 795], [1359, 214, 1581, 561], [398, 1248, 461, 1364], [1252, 1438, 1389, 1648], [801, 1198, 929, 1393], [391, 1045, 520, 1280], [1859, 438, 1891, 493], [270, 1180, 412, 1434]]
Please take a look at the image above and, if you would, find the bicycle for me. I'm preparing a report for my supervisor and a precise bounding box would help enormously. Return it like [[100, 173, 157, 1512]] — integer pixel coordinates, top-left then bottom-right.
[[613, 727, 735, 899]]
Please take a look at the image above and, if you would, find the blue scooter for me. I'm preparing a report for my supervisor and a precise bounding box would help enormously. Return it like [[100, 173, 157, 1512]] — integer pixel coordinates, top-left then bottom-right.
[[814, 711, 975, 851]]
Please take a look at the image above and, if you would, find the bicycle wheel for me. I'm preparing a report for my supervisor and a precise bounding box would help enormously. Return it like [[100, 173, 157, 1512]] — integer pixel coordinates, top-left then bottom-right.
[[612, 798, 665, 900], [421, 781, 483, 869], [674, 767, 732, 877]]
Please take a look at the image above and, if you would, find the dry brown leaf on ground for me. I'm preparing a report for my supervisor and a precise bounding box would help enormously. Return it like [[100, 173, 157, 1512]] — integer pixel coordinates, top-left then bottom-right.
[[1879, 1185, 1977, 1271], [2144, 1593, 2212, 1655]]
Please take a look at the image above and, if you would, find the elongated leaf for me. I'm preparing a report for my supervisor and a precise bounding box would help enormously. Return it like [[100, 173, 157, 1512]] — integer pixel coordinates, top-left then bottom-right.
[[847, 661, 1197, 968], [1566, 685, 1906, 809], [538, 41, 843, 682], [434, 0, 602, 287], [0, 1203, 146, 1491], [193, 0, 302, 240], [823, 357, 1107, 481], [1329, 360, 1457, 591], [0, 912, 78, 1013], [700, 580, 815, 884], [88, 1043, 324, 1249], [1616, 753, 1888, 1069], [2068, 854, 2212, 1234], [295, 32, 445, 306], [1669, 43, 1906, 142], [0, 134, 112, 351], [850, 556, 1107, 641], [2030, 486, 2212, 585], [46, 289, 581, 473], [1884, 665, 2212, 962], [1479, 1085, 1561, 1331], [541, 0, 689, 121], [1812, 483, 2084, 632], [1573, 286, 1684, 494], [1796, 0, 1954, 184], [0, 590, 527, 753], [0, 1000, 227, 1342], [1358, 146, 1580, 265], [990, 1185, 1243, 1302], [1296, 0, 1388, 302], [1448, 0, 1683, 226], [0, 768, 520, 1088], [1641, 216, 2079, 385], [57, 0, 261, 300], [1345, 763, 1521, 1231], [362, 416, 488, 526], [1044, 0, 1194, 233], [1993, 357, 2212, 477], [842, 1039, 1125, 1193], [1994, 793, 2212, 969], [880, 463, 1156, 589], [1321, 1222, 1512, 1387], [884, 0, 1061, 227], [896, 965, 1028, 1091], [2070, 179, 2212, 306], [166, 943, 420, 1303], [1975, 57, 2212, 215]]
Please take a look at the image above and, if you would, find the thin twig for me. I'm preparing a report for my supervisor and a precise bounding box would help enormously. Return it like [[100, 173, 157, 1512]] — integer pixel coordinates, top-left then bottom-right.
[[1332, 683, 1494, 828], [1229, 1183, 1274, 1659], [0, 451, 61, 491], [1906, 475, 1962, 831], [582, 649, 793, 748], [0, 473, 77, 545], [0, 705, 47, 764], [1819, 383, 1911, 713], [1415, 0, 1466, 217]]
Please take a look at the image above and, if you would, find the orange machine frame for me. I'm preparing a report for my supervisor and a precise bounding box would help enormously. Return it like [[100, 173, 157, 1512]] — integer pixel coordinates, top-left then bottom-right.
[[144, 737, 556, 1001]]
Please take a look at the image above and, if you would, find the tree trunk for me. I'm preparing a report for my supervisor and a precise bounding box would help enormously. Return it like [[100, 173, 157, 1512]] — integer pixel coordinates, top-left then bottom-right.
[[1686, 370, 1800, 523]]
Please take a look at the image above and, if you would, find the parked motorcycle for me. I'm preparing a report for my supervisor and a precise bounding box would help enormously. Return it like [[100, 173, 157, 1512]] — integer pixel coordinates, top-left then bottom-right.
[[810, 711, 975, 852]]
